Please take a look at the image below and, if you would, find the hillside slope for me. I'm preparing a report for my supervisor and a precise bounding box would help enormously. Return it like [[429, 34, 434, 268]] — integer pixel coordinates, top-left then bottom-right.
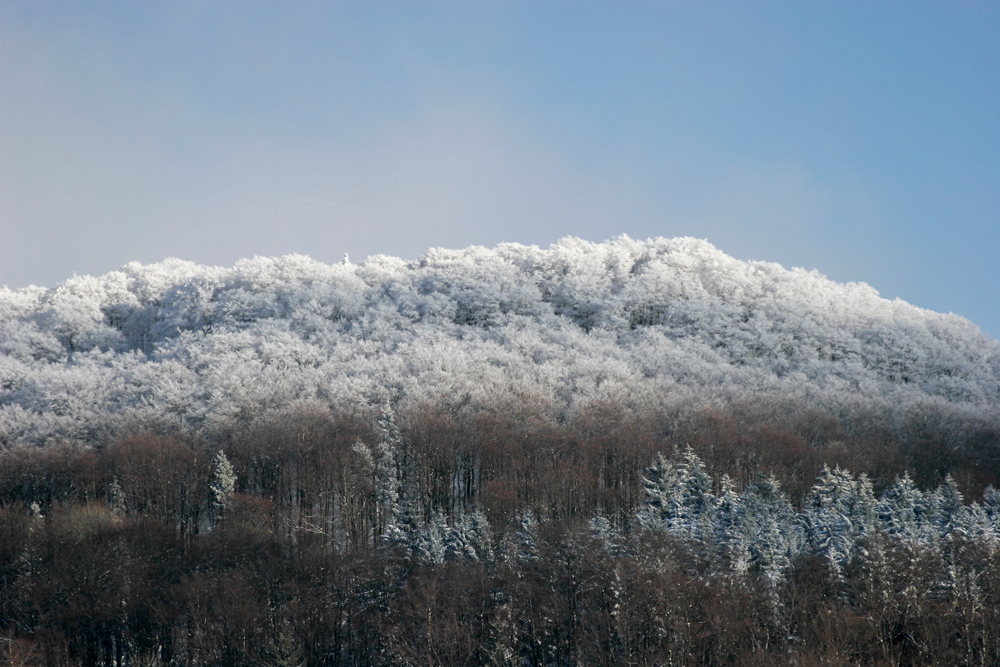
[[2, 236, 998, 446]]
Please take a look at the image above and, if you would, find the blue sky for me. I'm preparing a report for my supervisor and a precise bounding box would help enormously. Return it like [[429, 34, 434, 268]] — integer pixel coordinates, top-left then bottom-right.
[[2, 2, 998, 337]]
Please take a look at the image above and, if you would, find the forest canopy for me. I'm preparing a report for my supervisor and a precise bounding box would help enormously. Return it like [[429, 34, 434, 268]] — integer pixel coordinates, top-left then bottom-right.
[[2, 235, 997, 448]]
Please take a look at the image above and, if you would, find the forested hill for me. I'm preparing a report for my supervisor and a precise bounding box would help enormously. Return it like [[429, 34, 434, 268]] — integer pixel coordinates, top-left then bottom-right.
[[4, 236, 1000, 665], [1, 235, 999, 447]]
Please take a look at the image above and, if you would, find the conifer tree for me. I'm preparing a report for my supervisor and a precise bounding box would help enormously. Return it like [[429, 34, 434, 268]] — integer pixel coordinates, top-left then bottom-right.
[[876, 473, 927, 545], [637, 448, 717, 547], [415, 510, 448, 564], [383, 497, 424, 560], [512, 511, 540, 563], [588, 510, 622, 557], [445, 509, 495, 563], [983, 486, 1000, 533], [927, 474, 967, 540], [801, 466, 876, 572], [209, 450, 237, 524], [373, 402, 402, 535], [725, 475, 802, 584]]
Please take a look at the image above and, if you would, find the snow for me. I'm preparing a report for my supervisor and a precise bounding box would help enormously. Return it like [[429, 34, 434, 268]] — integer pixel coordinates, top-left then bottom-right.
[[1, 235, 997, 446]]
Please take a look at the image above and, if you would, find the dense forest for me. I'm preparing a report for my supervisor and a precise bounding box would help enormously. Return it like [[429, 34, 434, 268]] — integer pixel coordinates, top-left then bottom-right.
[[1, 237, 999, 665]]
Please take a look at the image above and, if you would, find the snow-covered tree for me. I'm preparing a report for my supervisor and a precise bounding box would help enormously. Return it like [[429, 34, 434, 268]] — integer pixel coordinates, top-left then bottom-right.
[[414, 510, 449, 565], [876, 473, 928, 545], [209, 450, 237, 522], [801, 466, 877, 572], [636, 448, 717, 547], [373, 402, 402, 534], [511, 511, 540, 563], [445, 509, 495, 563], [589, 510, 623, 557], [984, 486, 1000, 534], [723, 475, 803, 584], [926, 474, 968, 540]]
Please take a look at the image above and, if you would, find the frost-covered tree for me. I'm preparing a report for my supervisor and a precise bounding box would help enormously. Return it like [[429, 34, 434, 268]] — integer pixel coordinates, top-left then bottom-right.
[[209, 450, 237, 523], [984, 486, 1000, 533], [636, 448, 717, 547], [373, 402, 402, 534], [445, 509, 495, 563], [723, 475, 802, 584], [511, 511, 540, 563], [415, 510, 449, 565], [107, 478, 126, 517], [926, 474, 968, 540], [801, 466, 877, 572], [589, 511, 623, 557], [383, 497, 424, 560], [876, 473, 928, 545]]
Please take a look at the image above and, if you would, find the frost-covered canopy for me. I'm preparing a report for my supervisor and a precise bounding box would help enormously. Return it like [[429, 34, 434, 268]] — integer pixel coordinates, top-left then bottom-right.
[[1, 236, 998, 446]]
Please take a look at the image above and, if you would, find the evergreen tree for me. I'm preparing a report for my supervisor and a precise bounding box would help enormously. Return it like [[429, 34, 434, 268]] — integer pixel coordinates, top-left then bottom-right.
[[876, 473, 928, 545], [383, 497, 424, 560], [588, 510, 622, 557], [444, 508, 495, 563], [927, 474, 968, 540], [983, 485, 1000, 533], [107, 478, 126, 517], [415, 510, 448, 565], [511, 511, 540, 563], [373, 401, 402, 534], [636, 448, 717, 546], [801, 466, 877, 572], [263, 619, 305, 667], [209, 450, 237, 524], [724, 475, 802, 584]]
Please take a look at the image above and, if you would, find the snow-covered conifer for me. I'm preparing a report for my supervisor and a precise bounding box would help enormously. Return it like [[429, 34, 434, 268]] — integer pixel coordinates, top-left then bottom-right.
[[445, 509, 495, 563], [927, 474, 968, 540], [373, 402, 402, 532], [589, 511, 622, 557], [984, 486, 1000, 534], [512, 511, 540, 563], [876, 473, 928, 545], [801, 466, 877, 572], [107, 478, 126, 517], [415, 511, 449, 565], [209, 450, 237, 522], [636, 448, 717, 546], [382, 497, 423, 559], [723, 475, 802, 584]]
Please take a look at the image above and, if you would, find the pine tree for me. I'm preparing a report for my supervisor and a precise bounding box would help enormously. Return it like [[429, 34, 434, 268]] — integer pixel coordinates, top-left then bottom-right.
[[107, 477, 126, 517], [209, 450, 237, 524], [382, 497, 423, 561], [877, 473, 928, 545], [415, 510, 448, 565], [927, 474, 968, 540], [636, 448, 717, 546], [983, 485, 1000, 534], [724, 474, 802, 584], [511, 511, 540, 563], [589, 510, 622, 557], [373, 401, 402, 535], [801, 466, 876, 572], [445, 508, 495, 563], [262, 619, 305, 667]]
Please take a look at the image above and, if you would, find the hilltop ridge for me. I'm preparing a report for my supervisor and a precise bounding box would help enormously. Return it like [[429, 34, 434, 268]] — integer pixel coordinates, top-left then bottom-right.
[[1, 235, 998, 446]]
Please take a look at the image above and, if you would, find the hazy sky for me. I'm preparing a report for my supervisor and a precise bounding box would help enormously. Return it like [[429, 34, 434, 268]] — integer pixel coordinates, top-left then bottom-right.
[[2, 2, 998, 337]]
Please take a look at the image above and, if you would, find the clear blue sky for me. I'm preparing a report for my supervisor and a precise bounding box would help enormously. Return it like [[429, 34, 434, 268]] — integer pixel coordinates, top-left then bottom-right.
[[2, 2, 998, 337]]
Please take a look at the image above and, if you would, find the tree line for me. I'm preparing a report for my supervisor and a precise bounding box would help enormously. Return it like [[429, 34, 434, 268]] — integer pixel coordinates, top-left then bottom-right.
[[1, 400, 999, 666]]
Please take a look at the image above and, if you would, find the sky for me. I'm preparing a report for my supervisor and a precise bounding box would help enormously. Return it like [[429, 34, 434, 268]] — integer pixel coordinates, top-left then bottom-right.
[[1, 2, 998, 337]]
